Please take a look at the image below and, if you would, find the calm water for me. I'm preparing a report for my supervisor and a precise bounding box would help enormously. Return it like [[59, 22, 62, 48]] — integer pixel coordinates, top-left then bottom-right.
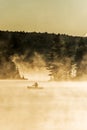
[[0, 80, 87, 130]]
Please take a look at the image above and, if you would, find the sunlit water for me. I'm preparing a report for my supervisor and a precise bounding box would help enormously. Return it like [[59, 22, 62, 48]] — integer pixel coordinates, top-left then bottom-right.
[[0, 80, 87, 130]]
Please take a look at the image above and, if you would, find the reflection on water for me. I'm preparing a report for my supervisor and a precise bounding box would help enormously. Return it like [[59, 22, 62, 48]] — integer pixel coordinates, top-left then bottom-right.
[[0, 80, 87, 130]]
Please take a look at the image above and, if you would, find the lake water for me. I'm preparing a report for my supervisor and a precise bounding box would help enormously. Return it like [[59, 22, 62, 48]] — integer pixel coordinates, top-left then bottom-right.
[[0, 80, 87, 130]]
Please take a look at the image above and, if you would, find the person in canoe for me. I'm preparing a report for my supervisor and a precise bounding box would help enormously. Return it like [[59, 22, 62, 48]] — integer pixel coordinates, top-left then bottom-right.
[[27, 82, 43, 89], [32, 82, 38, 88]]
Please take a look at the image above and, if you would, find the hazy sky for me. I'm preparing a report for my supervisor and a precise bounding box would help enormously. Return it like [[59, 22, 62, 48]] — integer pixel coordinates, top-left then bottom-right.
[[0, 0, 87, 36]]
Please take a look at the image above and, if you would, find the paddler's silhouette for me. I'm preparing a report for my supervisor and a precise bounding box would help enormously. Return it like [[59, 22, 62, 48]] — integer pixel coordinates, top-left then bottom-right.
[[33, 82, 38, 88]]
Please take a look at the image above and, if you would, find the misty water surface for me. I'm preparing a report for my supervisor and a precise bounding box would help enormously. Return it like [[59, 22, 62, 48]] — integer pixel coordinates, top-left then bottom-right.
[[0, 80, 87, 130]]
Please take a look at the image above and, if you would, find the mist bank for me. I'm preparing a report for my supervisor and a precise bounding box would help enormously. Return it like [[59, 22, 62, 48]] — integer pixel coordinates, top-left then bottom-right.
[[0, 30, 87, 80]]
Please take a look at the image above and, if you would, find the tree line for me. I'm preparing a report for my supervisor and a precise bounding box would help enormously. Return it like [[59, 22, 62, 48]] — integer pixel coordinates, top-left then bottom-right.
[[0, 30, 87, 80]]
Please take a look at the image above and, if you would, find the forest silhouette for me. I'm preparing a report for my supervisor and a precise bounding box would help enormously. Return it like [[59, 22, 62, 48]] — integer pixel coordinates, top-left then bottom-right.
[[0, 30, 87, 80]]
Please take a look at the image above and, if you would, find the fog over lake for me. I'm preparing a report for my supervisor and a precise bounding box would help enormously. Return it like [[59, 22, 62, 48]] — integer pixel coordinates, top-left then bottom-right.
[[0, 80, 87, 130]]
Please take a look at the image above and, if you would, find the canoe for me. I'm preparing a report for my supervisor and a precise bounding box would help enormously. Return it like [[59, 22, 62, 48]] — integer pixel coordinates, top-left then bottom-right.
[[27, 86, 43, 89]]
